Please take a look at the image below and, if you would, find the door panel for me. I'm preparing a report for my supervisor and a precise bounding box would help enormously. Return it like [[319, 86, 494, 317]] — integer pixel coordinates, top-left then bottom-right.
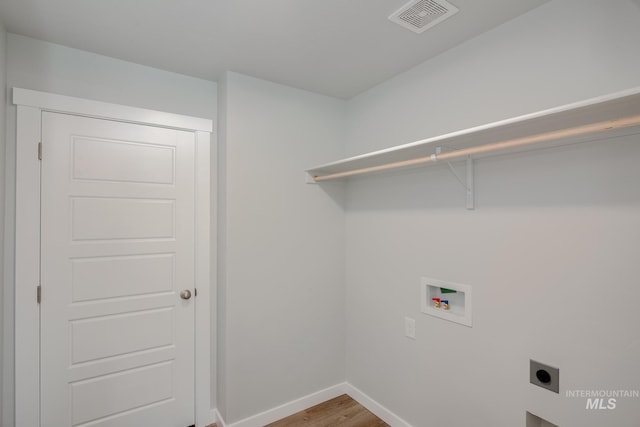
[[71, 254, 175, 301], [70, 197, 175, 240], [70, 308, 174, 363], [71, 137, 175, 184], [70, 361, 174, 425], [41, 112, 195, 427]]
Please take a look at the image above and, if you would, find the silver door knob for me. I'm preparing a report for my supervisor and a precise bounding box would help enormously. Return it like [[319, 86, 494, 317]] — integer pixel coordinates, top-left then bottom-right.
[[180, 289, 192, 300]]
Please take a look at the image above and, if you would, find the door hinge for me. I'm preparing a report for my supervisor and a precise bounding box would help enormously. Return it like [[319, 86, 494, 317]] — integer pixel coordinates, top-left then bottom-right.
[[37, 285, 41, 304], [38, 142, 42, 160]]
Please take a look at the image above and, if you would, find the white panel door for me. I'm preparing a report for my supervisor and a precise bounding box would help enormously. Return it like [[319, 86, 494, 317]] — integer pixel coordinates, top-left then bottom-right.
[[40, 112, 196, 427]]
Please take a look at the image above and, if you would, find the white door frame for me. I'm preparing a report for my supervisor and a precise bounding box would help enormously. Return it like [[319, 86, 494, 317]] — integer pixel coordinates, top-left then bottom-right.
[[13, 88, 214, 427]]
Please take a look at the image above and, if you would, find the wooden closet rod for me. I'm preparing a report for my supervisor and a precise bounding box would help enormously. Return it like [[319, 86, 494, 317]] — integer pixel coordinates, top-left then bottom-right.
[[312, 114, 640, 182]]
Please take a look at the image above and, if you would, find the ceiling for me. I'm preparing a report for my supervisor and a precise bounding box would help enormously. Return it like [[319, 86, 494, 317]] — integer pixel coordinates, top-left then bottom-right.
[[0, 0, 549, 99]]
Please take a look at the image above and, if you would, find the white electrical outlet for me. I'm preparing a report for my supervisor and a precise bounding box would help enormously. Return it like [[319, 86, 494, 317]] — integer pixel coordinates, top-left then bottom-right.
[[404, 317, 416, 339]]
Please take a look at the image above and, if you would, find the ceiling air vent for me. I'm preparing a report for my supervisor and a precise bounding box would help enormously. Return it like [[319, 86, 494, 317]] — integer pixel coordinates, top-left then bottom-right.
[[389, 0, 459, 34]]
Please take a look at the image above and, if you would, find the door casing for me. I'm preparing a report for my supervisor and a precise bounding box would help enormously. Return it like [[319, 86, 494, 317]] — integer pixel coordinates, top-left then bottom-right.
[[13, 88, 215, 427]]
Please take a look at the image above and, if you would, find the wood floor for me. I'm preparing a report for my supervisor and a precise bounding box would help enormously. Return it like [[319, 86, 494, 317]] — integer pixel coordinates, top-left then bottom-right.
[[208, 394, 389, 427]]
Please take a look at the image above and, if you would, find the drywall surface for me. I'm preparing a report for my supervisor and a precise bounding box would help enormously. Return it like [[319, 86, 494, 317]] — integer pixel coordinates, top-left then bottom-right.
[[2, 34, 217, 426], [0, 21, 6, 427], [216, 71, 228, 420], [6, 33, 217, 119], [346, 1, 640, 157], [217, 71, 346, 423], [343, 1, 640, 426]]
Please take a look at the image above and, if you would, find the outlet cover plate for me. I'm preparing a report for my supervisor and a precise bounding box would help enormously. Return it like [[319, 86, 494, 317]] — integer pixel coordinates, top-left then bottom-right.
[[405, 317, 416, 339]]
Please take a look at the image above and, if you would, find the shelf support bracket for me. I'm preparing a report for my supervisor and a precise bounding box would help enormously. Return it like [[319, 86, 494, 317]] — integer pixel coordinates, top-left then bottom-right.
[[466, 156, 474, 210], [438, 147, 475, 210]]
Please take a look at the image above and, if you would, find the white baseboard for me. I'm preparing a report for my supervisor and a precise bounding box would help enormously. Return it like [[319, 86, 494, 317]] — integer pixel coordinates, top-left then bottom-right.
[[215, 383, 348, 427], [210, 382, 412, 427], [344, 383, 413, 427], [211, 408, 226, 427]]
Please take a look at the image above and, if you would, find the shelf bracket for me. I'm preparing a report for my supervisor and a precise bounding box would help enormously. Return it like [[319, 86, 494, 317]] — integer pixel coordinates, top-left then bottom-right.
[[466, 156, 474, 210], [437, 147, 474, 210]]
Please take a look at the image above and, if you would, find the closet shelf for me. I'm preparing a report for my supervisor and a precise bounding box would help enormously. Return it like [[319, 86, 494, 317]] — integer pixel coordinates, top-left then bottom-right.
[[305, 87, 640, 183]]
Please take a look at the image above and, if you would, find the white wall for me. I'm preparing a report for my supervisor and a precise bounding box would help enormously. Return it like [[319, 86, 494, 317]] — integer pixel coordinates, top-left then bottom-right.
[[6, 34, 217, 119], [344, 1, 640, 426], [5, 1, 640, 425], [0, 21, 6, 427], [217, 71, 346, 423], [2, 34, 217, 426]]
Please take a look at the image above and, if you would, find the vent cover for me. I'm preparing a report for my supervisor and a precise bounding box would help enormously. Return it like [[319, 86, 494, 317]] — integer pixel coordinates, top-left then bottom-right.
[[389, 0, 459, 34]]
